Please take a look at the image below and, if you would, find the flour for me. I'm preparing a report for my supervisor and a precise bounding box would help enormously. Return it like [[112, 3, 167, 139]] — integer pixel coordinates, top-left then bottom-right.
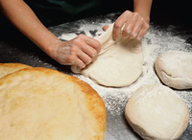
[[159, 51, 192, 78], [58, 33, 77, 41], [58, 21, 192, 126]]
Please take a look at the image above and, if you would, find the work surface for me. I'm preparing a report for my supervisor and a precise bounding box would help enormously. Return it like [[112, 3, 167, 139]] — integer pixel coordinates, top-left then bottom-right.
[[0, 13, 192, 139]]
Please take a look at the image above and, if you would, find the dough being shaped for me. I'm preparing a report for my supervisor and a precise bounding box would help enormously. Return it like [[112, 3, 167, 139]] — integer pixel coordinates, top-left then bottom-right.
[[155, 51, 192, 89], [0, 63, 32, 79], [125, 84, 189, 140], [0, 67, 106, 140], [71, 24, 143, 87]]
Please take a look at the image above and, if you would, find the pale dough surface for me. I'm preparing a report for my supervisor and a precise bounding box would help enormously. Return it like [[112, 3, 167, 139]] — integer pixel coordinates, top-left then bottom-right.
[[0, 63, 32, 79], [155, 51, 192, 89], [71, 24, 143, 87], [0, 67, 106, 140], [125, 84, 189, 140]]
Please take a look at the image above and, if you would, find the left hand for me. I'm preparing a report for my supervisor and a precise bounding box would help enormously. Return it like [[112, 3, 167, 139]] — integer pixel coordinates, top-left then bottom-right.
[[111, 10, 150, 41]]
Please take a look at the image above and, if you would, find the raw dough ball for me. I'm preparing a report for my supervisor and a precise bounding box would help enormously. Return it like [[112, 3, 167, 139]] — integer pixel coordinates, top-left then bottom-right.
[[71, 24, 144, 87], [155, 51, 192, 89], [0, 67, 106, 140], [125, 84, 189, 140], [0, 63, 32, 79]]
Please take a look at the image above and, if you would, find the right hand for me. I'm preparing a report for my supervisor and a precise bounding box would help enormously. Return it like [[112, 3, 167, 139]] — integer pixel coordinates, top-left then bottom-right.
[[52, 34, 101, 69]]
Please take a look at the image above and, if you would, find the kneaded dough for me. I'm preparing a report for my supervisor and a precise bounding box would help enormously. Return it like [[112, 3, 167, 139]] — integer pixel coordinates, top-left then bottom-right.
[[125, 84, 189, 140], [0, 67, 106, 140], [155, 51, 192, 89], [71, 24, 144, 87], [0, 63, 32, 79]]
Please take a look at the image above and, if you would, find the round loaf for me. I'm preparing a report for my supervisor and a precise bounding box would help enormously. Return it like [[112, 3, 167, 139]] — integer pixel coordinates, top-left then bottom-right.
[[125, 84, 189, 140], [155, 51, 192, 89]]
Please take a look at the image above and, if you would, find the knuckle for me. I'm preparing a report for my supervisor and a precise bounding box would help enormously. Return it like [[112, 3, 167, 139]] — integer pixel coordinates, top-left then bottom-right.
[[122, 30, 128, 37], [114, 22, 121, 29], [146, 23, 150, 29], [133, 12, 140, 18], [92, 49, 97, 57], [124, 10, 130, 14], [94, 40, 101, 48], [78, 34, 86, 38], [71, 39, 79, 46], [70, 46, 77, 53], [144, 24, 150, 31], [75, 34, 85, 41], [112, 30, 118, 37], [67, 55, 75, 62]]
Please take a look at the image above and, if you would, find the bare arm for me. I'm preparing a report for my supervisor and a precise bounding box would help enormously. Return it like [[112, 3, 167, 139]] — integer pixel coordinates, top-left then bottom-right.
[[134, 0, 152, 23], [0, 0, 100, 68], [0, 0, 59, 55]]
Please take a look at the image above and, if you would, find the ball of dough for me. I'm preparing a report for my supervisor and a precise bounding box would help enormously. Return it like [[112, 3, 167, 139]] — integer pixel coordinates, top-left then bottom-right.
[[155, 51, 192, 89], [71, 24, 143, 87], [125, 84, 189, 140]]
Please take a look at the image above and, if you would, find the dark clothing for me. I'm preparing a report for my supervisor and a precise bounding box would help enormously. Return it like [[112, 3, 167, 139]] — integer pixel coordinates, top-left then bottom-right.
[[24, 0, 133, 26]]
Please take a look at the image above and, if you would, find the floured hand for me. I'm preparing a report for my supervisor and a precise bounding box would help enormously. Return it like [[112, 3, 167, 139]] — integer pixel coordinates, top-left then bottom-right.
[[52, 34, 101, 68], [111, 10, 150, 40]]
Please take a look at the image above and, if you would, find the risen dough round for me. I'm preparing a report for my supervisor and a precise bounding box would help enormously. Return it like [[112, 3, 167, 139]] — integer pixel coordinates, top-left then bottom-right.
[[125, 84, 189, 140], [155, 51, 192, 89], [71, 24, 143, 87], [0, 67, 106, 140]]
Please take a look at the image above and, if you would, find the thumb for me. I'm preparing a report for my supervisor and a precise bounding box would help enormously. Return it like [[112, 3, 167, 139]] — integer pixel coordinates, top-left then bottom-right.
[[102, 25, 109, 31]]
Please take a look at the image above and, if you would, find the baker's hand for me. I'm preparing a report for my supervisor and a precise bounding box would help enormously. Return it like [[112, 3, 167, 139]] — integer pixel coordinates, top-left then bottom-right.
[[52, 34, 101, 69], [112, 10, 150, 40]]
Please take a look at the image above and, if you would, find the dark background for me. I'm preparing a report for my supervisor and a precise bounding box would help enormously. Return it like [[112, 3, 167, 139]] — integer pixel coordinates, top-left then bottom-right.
[[0, 0, 191, 38], [150, 1, 191, 28]]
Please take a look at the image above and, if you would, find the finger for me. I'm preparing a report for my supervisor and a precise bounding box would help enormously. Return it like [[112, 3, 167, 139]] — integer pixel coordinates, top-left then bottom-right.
[[84, 35, 101, 54], [113, 11, 132, 40], [67, 54, 86, 69], [102, 25, 109, 31], [122, 13, 140, 38], [129, 18, 144, 38], [136, 26, 149, 40], [68, 41, 92, 68], [70, 44, 93, 65], [81, 44, 98, 59], [76, 50, 92, 66]]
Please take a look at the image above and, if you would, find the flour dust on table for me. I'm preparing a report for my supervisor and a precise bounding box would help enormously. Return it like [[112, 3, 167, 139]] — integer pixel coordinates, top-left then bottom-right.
[[58, 21, 192, 128]]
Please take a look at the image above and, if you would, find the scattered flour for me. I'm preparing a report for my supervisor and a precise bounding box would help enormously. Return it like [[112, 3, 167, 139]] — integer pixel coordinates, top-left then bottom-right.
[[58, 21, 192, 126]]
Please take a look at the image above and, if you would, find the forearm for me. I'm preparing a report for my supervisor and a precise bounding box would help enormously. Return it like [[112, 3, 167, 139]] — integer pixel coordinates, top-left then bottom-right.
[[0, 0, 60, 57], [133, 0, 152, 23]]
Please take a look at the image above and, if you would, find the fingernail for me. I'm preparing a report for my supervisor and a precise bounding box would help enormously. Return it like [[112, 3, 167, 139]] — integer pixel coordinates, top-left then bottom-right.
[[133, 33, 137, 38], [137, 37, 141, 41], [79, 65, 85, 69], [87, 59, 92, 64], [127, 31, 131, 35], [113, 35, 118, 41], [71, 61, 75, 65], [92, 54, 95, 58]]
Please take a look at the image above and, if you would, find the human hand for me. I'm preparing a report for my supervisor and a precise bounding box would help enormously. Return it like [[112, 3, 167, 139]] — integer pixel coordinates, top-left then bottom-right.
[[52, 34, 101, 69], [112, 10, 150, 41]]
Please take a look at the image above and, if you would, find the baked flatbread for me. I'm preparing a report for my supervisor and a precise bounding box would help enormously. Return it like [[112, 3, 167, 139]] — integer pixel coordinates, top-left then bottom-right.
[[0, 67, 106, 140], [0, 63, 32, 79]]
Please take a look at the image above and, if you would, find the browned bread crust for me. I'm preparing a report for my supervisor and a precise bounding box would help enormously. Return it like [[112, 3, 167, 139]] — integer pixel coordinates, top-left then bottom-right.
[[0, 67, 106, 139]]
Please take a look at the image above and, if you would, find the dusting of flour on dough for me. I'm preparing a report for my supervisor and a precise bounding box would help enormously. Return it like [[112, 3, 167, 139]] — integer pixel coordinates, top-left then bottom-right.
[[58, 22, 192, 126]]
